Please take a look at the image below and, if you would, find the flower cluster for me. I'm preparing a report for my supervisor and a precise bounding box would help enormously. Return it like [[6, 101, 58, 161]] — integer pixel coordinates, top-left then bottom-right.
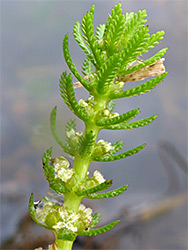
[[78, 98, 94, 114], [93, 139, 115, 156], [35, 198, 93, 233], [93, 170, 105, 184], [99, 109, 119, 119], [53, 157, 73, 182]]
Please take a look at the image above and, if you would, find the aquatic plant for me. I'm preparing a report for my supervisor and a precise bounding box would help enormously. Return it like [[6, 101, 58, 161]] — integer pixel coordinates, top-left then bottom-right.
[[29, 3, 167, 250]]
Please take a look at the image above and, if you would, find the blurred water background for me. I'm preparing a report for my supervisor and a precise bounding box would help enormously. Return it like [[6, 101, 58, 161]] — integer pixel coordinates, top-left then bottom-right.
[[1, 0, 187, 249]]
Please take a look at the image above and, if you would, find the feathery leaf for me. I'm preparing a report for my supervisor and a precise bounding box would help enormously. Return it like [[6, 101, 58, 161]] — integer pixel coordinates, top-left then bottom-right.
[[105, 115, 158, 130], [76, 131, 95, 157], [59, 71, 89, 121], [107, 100, 116, 112], [96, 24, 105, 40], [122, 48, 168, 77], [103, 3, 125, 55], [111, 72, 168, 99], [42, 149, 69, 194], [82, 57, 93, 76], [63, 34, 93, 92], [96, 108, 140, 126], [120, 10, 147, 49], [50, 107, 70, 152], [76, 180, 112, 196], [79, 220, 120, 236], [93, 144, 146, 161], [96, 52, 123, 94], [81, 6, 102, 69], [73, 21, 92, 59], [86, 185, 128, 199], [110, 140, 124, 154]]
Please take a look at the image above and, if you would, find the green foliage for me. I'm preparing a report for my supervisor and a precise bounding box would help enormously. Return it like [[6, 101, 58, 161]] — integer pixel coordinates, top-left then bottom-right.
[[63, 34, 93, 92], [82, 57, 93, 76], [96, 52, 123, 94], [90, 213, 101, 228], [59, 71, 89, 121], [81, 5, 102, 69], [42, 148, 69, 194], [76, 180, 112, 196], [105, 115, 158, 130], [86, 184, 128, 199], [29, 193, 52, 230], [96, 108, 140, 126], [96, 24, 105, 40], [123, 48, 168, 76], [93, 144, 146, 161], [103, 3, 125, 55], [112, 73, 167, 99], [110, 140, 124, 154], [79, 220, 120, 236], [76, 131, 95, 157], [50, 107, 71, 153], [107, 100, 116, 112], [29, 3, 167, 249]]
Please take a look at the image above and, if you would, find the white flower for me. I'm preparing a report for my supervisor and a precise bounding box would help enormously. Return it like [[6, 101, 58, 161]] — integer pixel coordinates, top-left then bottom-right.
[[53, 208, 79, 232], [98, 139, 105, 145], [93, 170, 105, 184], [79, 204, 86, 211], [54, 157, 70, 171], [79, 204, 93, 222], [56, 167, 73, 182], [103, 109, 110, 116]]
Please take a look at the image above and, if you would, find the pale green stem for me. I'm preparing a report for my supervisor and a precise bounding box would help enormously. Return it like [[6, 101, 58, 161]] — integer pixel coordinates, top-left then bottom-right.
[[54, 95, 108, 250]]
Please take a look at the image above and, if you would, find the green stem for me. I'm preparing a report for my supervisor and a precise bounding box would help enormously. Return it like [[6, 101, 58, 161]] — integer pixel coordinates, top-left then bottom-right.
[[55, 96, 108, 250], [55, 239, 73, 250]]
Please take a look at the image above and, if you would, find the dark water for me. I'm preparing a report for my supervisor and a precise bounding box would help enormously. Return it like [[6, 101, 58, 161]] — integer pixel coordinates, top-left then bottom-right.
[[1, 0, 187, 249]]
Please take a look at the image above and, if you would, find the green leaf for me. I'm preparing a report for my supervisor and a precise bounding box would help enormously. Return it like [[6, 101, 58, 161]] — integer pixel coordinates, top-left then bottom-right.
[[105, 115, 158, 130], [107, 100, 116, 112], [86, 184, 128, 199], [65, 119, 76, 132], [59, 71, 89, 121], [50, 107, 71, 152], [96, 24, 105, 40], [73, 21, 92, 59], [96, 108, 140, 126], [111, 73, 168, 99], [81, 6, 102, 69], [96, 52, 123, 94], [119, 10, 147, 49], [76, 180, 112, 196], [120, 25, 150, 70], [76, 131, 95, 157], [63, 34, 93, 92], [91, 213, 101, 228], [110, 140, 124, 154], [29, 193, 52, 230], [103, 3, 125, 55], [82, 57, 93, 76], [79, 220, 120, 236], [146, 30, 165, 50], [121, 48, 168, 77], [42, 149, 69, 194], [93, 144, 146, 161]]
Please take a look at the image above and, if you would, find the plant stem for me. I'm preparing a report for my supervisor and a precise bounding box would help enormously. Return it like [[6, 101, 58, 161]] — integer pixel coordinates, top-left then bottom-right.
[[54, 96, 108, 249], [55, 239, 73, 250]]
